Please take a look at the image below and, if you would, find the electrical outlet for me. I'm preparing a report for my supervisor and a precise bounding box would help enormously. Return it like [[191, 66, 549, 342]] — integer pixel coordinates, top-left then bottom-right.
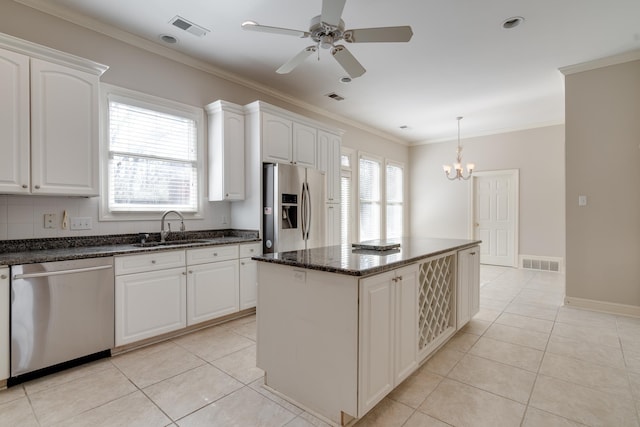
[[70, 217, 92, 230], [44, 213, 57, 229]]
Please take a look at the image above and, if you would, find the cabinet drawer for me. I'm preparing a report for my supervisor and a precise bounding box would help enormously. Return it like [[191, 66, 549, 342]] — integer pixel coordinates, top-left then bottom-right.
[[187, 244, 239, 265], [240, 242, 262, 258], [115, 250, 186, 275]]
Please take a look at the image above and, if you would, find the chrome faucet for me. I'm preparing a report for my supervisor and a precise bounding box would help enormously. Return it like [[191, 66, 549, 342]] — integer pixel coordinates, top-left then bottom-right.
[[160, 210, 185, 242]]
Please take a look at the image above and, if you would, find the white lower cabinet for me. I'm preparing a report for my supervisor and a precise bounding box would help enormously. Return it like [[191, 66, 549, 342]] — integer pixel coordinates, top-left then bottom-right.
[[1, 267, 9, 382], [115, 267, 186, 346], [239, 242, 261, 310], [457, 245, 481, 328], [358, 264, 418, 415], [187, 259, 239, 325]]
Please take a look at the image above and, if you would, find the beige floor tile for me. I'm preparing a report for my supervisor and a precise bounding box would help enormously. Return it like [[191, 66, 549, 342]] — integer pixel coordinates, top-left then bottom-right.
[[387, 367, 443, 408], [551, 322, 620, 348], [495, 312, 554, 334], [483, 323, 549, 350], [285, 414, 331, 427], [354, 397, 413, 427], [556, 307, 618, 330], [530, 375, 639, 427], [294, 411, 332, 427], [539, 352, 632, 399], [479, 296, 510, 311], [211, 344, 264, 384], [468, 336, 543, 372], [504, 301, 558, 321], [0, 396, 39, 427], [418, 378, 525, 427], [23, 358, 114, 395], [546, 334, 626, 369], [479, 288, 518, 303], [512, 289, 564, 307], [522, 407, 587, 427], [473, 308, 501, 322], [217, 313, 257, 330], [177, 386, 296, 427], [617, 315, 640, 328], [422, 348, 465, 376], [173, 326, 254, 362], [28, 364, 137, 426], [112, 340, 205, 388], [49, 390, 171, 427], [230, 319, 257, 341], [460, 318, 491, 336], [402, 411, 450, 427], [249, 377, 304, 416], [0, 384, 26, 405], [442, 332, 479, 352], [144, 364, 243, 420], [622, 337, 640, 355], [629, 372, 640, 401], [447, 354, 536, 403]]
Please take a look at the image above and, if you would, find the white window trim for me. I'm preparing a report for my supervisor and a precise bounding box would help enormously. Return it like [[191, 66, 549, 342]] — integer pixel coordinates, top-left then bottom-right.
[[99, 83, 205, 221]]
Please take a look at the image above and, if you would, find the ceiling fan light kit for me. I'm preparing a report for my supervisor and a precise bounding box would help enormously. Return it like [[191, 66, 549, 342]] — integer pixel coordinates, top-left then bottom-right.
[[241, 0, 413, 78]]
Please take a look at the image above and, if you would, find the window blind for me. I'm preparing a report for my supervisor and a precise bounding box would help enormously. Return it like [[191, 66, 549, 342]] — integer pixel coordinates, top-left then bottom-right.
[[359, 156, 381, 241], [107, 101, 198, 212], [386, 163, 404, 238], [341, 170, 351, 246]]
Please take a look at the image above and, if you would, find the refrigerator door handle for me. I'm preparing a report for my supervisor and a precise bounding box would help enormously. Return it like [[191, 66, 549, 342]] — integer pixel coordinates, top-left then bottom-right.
[[301, 182, 307, 240], [305, 182, 311, 240]]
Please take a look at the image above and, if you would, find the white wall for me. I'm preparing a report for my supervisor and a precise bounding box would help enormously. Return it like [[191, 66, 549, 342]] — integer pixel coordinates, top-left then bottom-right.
[[409, 125, 565, 260], [0, 0, 407, 240]]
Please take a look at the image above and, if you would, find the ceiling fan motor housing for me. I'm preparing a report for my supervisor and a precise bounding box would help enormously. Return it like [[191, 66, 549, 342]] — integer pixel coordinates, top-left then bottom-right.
[[310, 15, 345, 48]]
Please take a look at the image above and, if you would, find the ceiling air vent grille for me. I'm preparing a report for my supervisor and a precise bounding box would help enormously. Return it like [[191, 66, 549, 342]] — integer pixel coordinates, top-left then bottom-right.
[[169, 16, 210, 37], [326, 92, 345, 101]]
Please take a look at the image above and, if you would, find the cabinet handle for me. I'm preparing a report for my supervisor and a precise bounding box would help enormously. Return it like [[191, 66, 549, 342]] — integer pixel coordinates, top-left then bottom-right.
[[34, 185, 40, 189], [470, 252, 476, 255], [22, 184, 28, 189]]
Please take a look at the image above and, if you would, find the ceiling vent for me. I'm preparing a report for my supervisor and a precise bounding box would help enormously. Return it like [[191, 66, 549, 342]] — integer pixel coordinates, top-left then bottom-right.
[[326, 92, 345, 101], [169, 16, 210, 37]]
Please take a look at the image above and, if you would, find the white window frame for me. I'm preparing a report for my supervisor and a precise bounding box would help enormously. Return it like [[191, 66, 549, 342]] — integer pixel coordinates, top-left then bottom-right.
[[357, 152, 383, 242], [99, 84, 205, 221]]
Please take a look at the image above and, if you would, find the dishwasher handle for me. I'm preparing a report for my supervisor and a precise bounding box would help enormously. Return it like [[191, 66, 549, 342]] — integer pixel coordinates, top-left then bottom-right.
[[13, 264, 113, 280]]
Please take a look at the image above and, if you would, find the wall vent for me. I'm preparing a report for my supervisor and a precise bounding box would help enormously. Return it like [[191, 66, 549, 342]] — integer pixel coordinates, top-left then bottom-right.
[[520, 255, 563, 273], [326, 92, 345, 101], [169, 16, 210, 37]]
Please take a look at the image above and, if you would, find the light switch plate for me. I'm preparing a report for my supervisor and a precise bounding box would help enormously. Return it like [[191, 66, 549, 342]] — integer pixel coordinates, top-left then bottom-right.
[[70, 217, 92, 230], [44, 213, 56, 229], [578, 195, 587, 206]]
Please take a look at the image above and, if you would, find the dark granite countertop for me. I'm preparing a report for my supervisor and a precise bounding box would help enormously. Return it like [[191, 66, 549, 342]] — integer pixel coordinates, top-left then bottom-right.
[[0, 230, 260, 266], [253, 237, 480, 277]]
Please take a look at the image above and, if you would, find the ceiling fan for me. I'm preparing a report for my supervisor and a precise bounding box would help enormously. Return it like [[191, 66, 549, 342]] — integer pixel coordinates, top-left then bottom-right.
[[241, 0, 413, 78]]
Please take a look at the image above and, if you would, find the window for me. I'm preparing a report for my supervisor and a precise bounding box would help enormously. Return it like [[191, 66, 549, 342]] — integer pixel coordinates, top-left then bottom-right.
[[340, 149, 354, 245], [359, 155, 381, 241], [386, 162, 404, 238], [101, 85, 204, 220]]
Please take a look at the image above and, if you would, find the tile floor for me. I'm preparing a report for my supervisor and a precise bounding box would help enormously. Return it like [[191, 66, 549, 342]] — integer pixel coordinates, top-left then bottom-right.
[[2, 266, 640, 426]]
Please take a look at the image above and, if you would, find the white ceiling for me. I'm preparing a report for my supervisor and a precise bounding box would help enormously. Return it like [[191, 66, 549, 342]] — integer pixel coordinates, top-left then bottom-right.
[[17, 0, 640, 143]]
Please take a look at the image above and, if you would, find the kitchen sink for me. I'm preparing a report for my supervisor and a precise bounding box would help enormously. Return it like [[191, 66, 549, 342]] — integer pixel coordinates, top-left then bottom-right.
[[132, 239, 211, 247]]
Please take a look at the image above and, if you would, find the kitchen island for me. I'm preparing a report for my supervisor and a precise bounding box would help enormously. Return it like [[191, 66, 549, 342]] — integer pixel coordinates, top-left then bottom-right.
[[253, 238, 480, 426]]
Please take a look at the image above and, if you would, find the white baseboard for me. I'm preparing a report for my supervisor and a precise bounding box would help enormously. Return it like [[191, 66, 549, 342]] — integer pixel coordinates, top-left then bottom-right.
[[564, 296, 640, 318]]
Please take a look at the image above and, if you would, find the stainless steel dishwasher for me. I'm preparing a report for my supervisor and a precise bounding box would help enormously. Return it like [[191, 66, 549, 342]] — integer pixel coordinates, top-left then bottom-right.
[[10, 257, 114, 381]]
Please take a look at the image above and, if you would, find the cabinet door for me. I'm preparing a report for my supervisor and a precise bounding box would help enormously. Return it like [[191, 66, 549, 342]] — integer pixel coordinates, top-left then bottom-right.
[[326, 203, 341, 246], [292, 122, 317, 168], [359, 271, 395, 415], [30, 58, 100, 196], [262, 112, 293, 164], [239, 257, 258, 310], [115, 267, 186, 346], [187, 259, 239, 325], [394, 265, 418, 384], [457, 246, 480, 328], [0, 48, 30, 194], [0, 268, 9, 380], [208, 104, 245, 201], [318, 131, 341, 202]]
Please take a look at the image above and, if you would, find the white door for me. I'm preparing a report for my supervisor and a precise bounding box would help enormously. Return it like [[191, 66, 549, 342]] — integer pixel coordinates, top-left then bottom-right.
[[472, 170, 518, 267]]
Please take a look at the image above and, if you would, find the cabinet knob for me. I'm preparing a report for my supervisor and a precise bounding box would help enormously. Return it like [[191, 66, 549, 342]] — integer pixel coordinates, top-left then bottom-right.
[[470, 252, 476, 256], [225, 193, 229, 197], [241, 262, 245, 266], [22, 184, 28, 189], [151, 260, 156, 264], [0, 274, 7, 280], [249, 249, 254, 253], [213, 253, 218, 256], [34, 185, 40, 189], [188, 270, 193, 274]]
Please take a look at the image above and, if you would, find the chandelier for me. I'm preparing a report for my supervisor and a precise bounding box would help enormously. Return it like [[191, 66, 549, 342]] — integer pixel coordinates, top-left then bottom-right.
[[443, 116, 475, 180]]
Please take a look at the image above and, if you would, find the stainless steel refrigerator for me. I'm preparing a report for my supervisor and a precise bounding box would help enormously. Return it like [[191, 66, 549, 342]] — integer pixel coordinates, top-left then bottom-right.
[[263, 163, 325, 253]]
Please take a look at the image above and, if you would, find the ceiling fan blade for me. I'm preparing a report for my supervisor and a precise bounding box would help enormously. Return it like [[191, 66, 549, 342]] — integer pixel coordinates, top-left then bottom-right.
[[321, 0, 346, 27], [331, 45, 366, 78], [277, 46, 317, 74], [344, 26, 413, 43], [241, 21, 309, 38]]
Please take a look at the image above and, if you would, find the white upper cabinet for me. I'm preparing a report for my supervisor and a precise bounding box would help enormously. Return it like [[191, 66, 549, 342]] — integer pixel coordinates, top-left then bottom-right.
[[206, 101, 245, 201], [0, 35, 107, 196], [292, 122, 317, 168], [318, 130, 341, 203], [261, 111, 317, 168]]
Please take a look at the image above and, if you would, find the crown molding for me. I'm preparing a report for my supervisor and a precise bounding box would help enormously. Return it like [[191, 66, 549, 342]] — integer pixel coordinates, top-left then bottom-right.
[[560, 48, 640, 75], [14, 0, 406, 146]]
